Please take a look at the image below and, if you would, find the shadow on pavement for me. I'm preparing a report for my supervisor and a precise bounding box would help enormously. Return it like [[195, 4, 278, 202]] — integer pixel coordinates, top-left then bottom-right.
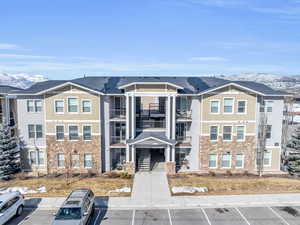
[[93, 197, 109, 224]]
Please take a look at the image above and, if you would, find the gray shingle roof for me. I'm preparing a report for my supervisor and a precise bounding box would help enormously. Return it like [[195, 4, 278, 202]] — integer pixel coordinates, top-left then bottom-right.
[[0, 85, 23, 94], [12, 76, 288, 96]]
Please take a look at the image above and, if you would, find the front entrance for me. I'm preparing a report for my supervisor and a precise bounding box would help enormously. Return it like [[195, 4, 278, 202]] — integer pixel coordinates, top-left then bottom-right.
[[136, 148, 165, 172]]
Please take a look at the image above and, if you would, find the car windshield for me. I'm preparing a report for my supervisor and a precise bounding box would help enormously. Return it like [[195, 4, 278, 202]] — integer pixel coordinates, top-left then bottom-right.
[[55, 207, 81, 220]]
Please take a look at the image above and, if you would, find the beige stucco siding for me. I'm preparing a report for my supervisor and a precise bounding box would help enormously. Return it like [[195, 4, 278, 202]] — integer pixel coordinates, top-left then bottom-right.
[[45, 85, 100, 121]]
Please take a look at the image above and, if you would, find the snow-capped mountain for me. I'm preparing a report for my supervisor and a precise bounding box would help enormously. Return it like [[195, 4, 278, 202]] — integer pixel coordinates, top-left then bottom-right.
[[0, 72, 48, 89]]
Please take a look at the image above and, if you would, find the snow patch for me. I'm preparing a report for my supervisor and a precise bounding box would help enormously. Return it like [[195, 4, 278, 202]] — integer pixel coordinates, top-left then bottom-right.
[[109, 187, 131, 193], [172, 186, 208, 194], [0, 72, 47, 89], [0, 186, 47, 195]]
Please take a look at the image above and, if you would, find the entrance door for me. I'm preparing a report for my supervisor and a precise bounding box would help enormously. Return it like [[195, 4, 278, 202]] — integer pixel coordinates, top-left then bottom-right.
[[150, 148, 165, 171]]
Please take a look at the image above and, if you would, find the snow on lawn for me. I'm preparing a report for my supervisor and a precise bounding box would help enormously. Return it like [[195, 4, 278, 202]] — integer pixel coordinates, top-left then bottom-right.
[[109, 187, 131, 193], [0, 186, 47, 195], [172, 186, 208, 194]]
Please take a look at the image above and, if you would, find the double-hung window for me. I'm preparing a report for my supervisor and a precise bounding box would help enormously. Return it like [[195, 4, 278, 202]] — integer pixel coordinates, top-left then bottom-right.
[[210, 100, 220, 113], [29, 150, 45, 166], [266, 125, 272, 139], [210, 126, 218, 141], [266, 101, 273, 113], [223, 126, 232, 141], [82, 100, 91, 113], [68, 98, 78, 113], [237, 100, 246, 113], [83, 125, 92, 140], [224, 98, 234, 113], [236, 126, 245, 141], [236, 153, 244, 168], [221, 154, 231, 168], [84, 153, 93, 168], [208, 154, 217, 168], [71, 154, 80, 168], [56, 125, 64, 140], [35, 100, 42, 112], [27, 100, 42, 112], [28, 124, 43, 139], [55, 100, 64, 113], [57, 153, 65, 168], [264, 151, 271, 166], [69, 125, 79, 140]]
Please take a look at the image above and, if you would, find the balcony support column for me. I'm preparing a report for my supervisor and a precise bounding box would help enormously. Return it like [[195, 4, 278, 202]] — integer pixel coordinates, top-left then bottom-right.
[[131, 95, 135, 138], [172, 96, 176, 139], [126, 94, 130, 140]]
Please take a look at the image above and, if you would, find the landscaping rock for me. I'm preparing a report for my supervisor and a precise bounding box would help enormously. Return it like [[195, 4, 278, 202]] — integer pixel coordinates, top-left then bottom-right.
[[172, 186, 208, 194]]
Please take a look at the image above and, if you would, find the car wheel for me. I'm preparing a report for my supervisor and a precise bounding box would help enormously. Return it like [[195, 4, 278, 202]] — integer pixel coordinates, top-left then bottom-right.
[[16, 205, 23, 216]]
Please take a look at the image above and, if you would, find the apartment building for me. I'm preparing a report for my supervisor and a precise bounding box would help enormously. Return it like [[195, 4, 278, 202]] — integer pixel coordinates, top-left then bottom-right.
[[10, 77, 288, 175]]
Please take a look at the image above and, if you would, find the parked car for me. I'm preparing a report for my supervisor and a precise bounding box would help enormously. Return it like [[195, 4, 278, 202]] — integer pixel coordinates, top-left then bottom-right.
[[52, 189, 95, 225], [0, 192, 24, 225]]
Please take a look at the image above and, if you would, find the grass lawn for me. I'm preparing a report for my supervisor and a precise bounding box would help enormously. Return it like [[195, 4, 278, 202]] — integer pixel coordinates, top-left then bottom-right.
[[0, 176, 133, 197], [168, 174, 300, 196]]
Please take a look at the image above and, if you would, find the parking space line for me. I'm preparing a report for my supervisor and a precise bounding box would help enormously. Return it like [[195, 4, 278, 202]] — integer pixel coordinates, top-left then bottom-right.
[[268, 207, 290, 225], [17, 209, 38, 225], [131, 209, 135, 225], [235, 208, 251, 225], [201, 208, 212, 225], [93, 209, 101, 225], [168, 209, 173, 225]]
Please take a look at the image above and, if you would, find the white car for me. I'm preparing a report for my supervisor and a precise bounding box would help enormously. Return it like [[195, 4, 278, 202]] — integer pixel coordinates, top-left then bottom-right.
[[0, 192, 24, 225]]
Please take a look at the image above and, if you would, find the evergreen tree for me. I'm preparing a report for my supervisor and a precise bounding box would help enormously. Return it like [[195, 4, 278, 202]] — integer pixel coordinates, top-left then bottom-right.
[[286, 127, 300, 175], [0, 125, 20, 180]]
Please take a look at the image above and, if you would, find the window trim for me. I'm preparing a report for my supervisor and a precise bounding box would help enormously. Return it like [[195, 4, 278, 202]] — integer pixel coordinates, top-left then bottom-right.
[[208, 154, 218, 169], [28, 124, 43, 139], [27, 99, 42, 113], [223, 125, 233, 141], [54, 99, 65, 114], [236, 125, 246, 142], [209, 100, 220, 114], [84, 153, 93, 169], [55, 125, 65, 141], [82, 124, 92, 141], [68, 124, 79, 141], [221, 153, 232, 169], [71, 154, 80, 168], [81, 99, 92, 114], [67, 97, 79, 113], [235, 153, 244, 169], [263, 151, 272, 167], [57, 153, 65, 168], [237, 100, 247, 114], [209, 125, 219, 142], [223, 97, 235, 114]]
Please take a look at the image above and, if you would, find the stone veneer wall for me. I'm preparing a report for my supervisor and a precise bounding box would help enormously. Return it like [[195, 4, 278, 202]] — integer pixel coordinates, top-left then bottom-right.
[[46, 136, 101, 174], [165, 162, 176, 175], [199, 136, 257, 173]]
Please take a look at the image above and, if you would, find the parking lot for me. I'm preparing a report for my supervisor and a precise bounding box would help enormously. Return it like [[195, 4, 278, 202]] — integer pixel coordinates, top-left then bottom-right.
[[6, 206, 300, 225]]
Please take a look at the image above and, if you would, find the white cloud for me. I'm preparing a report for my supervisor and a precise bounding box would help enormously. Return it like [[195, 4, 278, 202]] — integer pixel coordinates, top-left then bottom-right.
[[0, 54, 55, 59], [0, 43, 20, 50], [190, 57, 228, 62]]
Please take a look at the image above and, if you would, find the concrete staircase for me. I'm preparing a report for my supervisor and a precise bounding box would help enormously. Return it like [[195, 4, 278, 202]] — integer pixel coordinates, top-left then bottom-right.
[[138, 149, 151, 171]]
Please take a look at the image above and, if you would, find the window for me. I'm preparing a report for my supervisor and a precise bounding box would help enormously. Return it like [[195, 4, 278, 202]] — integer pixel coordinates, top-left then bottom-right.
[[83, 125, 92, 140], [69, 126, 79, 140], [111, 148, 126, 170], [236, 126, 245, 141], [27, 100, 34, 112], [38, 151, 45, 165], [36, 125, 43, 138], [28, 124, 35, 138], [175, 148, 191, 170], [71, 154, 80, 168], [111, 122, 126, 143], [210, 100, 220, 113], [28, 124, 43, 139], [27, 100, 42, 112], [176, 122, 190, 141], [237, 100, 246, 113], [236, 153, 244, 168], [30, 150, 45, 166], [208, 154, 217, 168], [82, 100, 91, 113], [224, 98, 234, 113], [68, 98, 78, 112], [210, 126, 218, 141], [56, 125, 64, 140], [84, 153, 93, 168], [221, 154, 231, 168], [264, 151, 271, 166], [266, 101, 273, 112], [266, 125, 272, 139], [176, 96, 190, 112], [29, 151, 37, 165], [223, 126, 232, 141], [57, 153, 65, 168], [55, 100, 64, 113]]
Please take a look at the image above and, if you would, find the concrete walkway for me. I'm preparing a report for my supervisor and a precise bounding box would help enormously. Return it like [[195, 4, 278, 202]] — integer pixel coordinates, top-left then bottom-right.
[[131, 171, 172, 207]]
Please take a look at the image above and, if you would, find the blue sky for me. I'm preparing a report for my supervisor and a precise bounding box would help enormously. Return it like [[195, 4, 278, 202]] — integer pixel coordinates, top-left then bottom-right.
[[1, 0, 300, 79]]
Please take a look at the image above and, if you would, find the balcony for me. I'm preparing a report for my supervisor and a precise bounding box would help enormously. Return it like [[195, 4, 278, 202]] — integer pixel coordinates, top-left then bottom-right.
[[110, 136, 126, 146], [110, 108, 126, 120], [136, 119, 166, 129], [176, 110, 192, 120], [176, 136, 192, 147]]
